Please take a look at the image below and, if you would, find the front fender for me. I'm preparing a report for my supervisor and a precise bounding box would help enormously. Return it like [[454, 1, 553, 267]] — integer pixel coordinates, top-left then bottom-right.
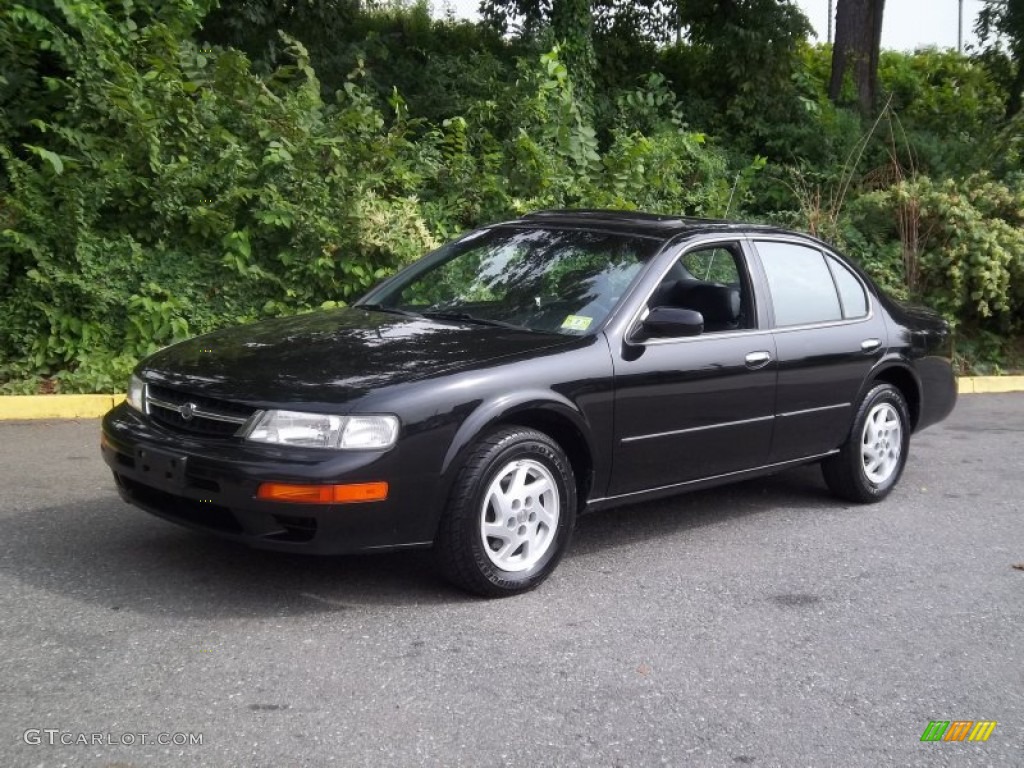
[[440, 391, 596, 481]]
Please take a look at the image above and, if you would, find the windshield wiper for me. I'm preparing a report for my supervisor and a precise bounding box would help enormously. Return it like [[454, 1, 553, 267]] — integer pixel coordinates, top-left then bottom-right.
[[420, 310, 530, 331], [357, 303, 422, 318]]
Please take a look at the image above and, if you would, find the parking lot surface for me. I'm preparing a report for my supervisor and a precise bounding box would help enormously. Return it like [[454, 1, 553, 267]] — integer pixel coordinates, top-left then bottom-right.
[[0, 395, 1021, 767]]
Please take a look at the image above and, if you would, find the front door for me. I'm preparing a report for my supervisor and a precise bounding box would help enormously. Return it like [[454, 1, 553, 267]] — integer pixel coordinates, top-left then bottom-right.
[[609, 241, 777, 496]]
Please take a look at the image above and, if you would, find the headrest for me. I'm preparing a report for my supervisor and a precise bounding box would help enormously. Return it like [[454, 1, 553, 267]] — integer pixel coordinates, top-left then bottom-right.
[[672, 282, 740, 324]]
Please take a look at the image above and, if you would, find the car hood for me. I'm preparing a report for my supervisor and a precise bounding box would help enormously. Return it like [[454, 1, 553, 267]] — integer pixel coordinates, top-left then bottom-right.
[[140, 308, 575, 408]]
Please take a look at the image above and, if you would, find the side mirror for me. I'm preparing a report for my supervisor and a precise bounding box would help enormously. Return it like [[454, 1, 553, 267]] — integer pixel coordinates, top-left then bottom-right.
[[642, 306, 704, 338]]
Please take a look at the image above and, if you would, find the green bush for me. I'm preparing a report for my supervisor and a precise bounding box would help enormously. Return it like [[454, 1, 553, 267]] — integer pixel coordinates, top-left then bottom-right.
[[846, 173, 1024, 334], [0, 5, 754, 392], [1, 2, 1021, 391], [0, 2, 437, 392]]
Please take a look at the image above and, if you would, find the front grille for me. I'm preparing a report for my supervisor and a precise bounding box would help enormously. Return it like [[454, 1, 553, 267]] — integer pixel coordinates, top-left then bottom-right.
[[146, 384, 257, 437]]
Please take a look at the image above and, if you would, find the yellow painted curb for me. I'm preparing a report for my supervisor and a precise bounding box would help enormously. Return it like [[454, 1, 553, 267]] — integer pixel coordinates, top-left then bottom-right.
[[965, 376, 1024, 394], [0, 394, 123, 420], [0, 378, 1021, 421]]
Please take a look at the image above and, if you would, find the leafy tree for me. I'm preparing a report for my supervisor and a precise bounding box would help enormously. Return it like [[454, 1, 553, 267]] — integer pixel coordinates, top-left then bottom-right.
[[667, 0, 811, 135], [480, 1, 602, 110], [200, 2, 518, 126], [976, 0, 1024, 117], [199, 0, 360, 63], [481, 0, 669, 38], [483, 0, 811, 148], [549, 0, 596, 106]]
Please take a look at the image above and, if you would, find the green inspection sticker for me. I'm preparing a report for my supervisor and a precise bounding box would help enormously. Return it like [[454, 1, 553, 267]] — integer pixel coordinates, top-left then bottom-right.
[[561, 315, 593, 332]]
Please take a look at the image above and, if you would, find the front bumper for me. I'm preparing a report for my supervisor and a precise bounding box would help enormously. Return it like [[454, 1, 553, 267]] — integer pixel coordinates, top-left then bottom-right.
[[101, 403, 440, 554]]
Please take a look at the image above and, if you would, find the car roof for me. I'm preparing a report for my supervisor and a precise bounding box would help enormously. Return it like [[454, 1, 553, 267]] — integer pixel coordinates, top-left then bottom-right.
[[506, 209, 796, 240]]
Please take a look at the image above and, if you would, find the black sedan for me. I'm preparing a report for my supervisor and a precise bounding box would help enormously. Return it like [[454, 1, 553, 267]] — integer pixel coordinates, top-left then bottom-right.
[[102, 210, 957, 596]]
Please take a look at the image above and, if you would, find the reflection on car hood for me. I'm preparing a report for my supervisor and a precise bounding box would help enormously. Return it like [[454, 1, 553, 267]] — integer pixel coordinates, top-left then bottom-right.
[[140, 307, 573, 408]]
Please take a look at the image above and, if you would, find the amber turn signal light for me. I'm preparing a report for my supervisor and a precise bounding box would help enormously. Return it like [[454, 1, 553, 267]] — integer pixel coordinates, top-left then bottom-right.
[[256, 481, 388, 504]]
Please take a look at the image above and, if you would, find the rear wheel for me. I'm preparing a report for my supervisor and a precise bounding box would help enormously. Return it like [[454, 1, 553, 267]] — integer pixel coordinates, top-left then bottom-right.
[[822, 383, 911, 503], [435, 427, 576, 597]]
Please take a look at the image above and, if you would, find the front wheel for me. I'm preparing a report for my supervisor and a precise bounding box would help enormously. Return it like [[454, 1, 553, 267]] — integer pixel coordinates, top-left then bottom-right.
[[435, 427, 577, 597], [822, 383, 911, 503]]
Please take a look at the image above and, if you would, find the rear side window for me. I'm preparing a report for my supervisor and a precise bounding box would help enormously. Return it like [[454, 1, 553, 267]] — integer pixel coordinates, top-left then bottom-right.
[[756, 241, 842, 327], [827, 256, 869, 319]]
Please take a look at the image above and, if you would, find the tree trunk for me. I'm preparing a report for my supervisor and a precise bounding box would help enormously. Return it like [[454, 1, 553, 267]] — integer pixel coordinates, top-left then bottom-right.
[[1006, 60, 1024, 118], [829, 0, 886, 116]]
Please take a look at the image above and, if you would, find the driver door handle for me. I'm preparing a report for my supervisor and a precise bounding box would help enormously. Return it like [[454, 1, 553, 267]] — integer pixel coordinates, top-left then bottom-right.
[[745, 351, 772, 370]]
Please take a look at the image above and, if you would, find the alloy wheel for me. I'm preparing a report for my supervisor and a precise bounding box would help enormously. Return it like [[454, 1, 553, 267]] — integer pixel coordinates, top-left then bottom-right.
[[479, 458, 560, 572], [861, 402, 903, 484]]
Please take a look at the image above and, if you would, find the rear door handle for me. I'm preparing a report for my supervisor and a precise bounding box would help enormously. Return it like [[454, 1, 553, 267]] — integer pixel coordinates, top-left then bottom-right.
[[745, 351, 772, 369], [861, 338, 882, 353]]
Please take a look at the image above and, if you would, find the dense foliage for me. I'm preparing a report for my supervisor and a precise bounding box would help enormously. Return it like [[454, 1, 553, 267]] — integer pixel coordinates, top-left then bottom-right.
[[1, 0, 1023, 392]]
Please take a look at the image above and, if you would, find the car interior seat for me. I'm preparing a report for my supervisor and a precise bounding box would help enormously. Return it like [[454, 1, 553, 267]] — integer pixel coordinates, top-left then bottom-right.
[[660, 280, 741, 333]]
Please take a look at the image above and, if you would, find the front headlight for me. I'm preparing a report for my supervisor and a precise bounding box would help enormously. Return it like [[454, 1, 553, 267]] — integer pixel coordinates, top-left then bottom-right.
[[243, 410, 399, 450], [127, 374, 146, 412]]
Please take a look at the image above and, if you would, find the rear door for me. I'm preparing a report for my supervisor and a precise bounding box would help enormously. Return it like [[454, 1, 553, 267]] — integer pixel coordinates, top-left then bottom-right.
[[750, 238, 886, 462], [608, 239, 777, 495]]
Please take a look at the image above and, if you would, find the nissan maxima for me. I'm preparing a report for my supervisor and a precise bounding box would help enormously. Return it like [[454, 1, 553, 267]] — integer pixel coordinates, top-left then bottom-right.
[[101, 210, 957, 596]]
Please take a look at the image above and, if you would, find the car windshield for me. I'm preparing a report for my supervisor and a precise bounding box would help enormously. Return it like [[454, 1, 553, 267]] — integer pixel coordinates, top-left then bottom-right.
[[361, 226, 660, 335]]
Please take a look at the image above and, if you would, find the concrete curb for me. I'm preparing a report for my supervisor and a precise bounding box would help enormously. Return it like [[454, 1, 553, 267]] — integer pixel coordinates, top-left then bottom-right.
[[0, 394, 126, 420], [956, 376, 1024, 395], [0, 378, 1020, 420]]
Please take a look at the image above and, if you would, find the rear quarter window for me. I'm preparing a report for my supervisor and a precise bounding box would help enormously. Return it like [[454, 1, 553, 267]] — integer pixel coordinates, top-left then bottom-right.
[[827, 256, 869, 319]]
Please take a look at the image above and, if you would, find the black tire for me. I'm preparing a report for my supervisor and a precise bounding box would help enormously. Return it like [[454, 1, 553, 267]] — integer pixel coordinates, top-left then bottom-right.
[[822, 383, 911, 503], [435, 427, 577, 597]]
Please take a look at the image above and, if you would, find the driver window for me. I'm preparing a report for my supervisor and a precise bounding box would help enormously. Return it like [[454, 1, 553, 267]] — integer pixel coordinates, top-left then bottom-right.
[[682, 248, 740, 284], [649, 244, 754, 333]]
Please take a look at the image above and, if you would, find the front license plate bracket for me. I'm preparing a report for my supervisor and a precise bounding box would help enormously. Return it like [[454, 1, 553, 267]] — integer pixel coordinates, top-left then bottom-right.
[[135, 447, 188, 489]]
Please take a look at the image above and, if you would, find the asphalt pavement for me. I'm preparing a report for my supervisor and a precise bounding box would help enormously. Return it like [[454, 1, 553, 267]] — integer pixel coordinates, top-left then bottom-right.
[[0, 395, 1021, 767]]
